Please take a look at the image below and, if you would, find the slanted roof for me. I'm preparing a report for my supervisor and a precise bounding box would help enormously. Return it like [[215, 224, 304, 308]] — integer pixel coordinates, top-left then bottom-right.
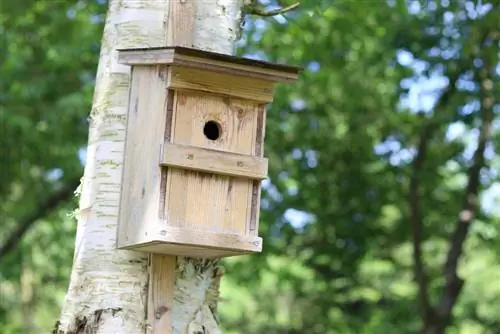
[[117, 46, 301, 83]]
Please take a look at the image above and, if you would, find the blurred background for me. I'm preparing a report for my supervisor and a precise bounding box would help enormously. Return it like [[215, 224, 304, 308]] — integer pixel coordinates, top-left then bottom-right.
[[0, 0, 498, 333]]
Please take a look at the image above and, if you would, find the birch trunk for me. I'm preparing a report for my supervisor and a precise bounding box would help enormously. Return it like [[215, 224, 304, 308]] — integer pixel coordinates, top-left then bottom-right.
[[55, 1, 242, 333]]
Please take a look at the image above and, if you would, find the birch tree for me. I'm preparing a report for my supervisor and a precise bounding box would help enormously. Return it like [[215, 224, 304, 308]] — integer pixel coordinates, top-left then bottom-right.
[[55, 1, 244, 332]]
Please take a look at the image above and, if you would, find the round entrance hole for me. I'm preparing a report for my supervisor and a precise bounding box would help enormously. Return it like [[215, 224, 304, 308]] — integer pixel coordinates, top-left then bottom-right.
[[203, 120, 222, 141]]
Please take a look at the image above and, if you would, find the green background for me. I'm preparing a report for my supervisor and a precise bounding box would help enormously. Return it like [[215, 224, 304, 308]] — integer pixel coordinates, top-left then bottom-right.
[[0, 1, 498, 333]]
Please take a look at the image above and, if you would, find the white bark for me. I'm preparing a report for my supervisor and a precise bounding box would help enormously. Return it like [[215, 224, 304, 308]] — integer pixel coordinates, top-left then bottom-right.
[[56, 1, 242, 333]]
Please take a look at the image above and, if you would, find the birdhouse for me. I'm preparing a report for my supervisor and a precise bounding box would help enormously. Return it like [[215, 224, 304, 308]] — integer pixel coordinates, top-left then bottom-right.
[[115, 46, 300, 258]]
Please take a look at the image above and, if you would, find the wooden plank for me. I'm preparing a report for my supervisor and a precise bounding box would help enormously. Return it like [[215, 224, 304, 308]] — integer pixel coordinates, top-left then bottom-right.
[[116, 46, 302, 82], [118, 49, 294, 82], [173, 55, 297, 83], [158, 90, 176, 220], [248, 105, 267, 235], [159, 227, 262, 252], [166, 0, 195, 47], [124, 227, 263, 256], [130, 243, 256, 259], [166, 66, 275, 102], [150, 2, 197, 333], [161, 143, 268, 180], [118, 49, 175, 67], [117, 65, 169, 248], [147, 255, 176, 333]]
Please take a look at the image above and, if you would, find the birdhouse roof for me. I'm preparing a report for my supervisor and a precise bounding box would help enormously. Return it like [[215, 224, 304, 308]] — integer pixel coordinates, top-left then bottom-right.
[[117, 46, 301, 83]]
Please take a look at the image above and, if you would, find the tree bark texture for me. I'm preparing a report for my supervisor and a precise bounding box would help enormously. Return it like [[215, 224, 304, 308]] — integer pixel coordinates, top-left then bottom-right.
[[55, 1, 242, 333]]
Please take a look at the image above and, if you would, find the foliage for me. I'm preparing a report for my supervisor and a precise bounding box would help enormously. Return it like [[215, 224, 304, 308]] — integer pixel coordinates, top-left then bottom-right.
[[0, 0, 498, 333], [0, 1, 104, 332]]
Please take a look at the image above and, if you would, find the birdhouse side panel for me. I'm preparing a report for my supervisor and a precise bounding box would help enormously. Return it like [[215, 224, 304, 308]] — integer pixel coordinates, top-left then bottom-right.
[[117, 65, 170, 248], [248, 105, 267, 236], [162, 91, 262, 235]]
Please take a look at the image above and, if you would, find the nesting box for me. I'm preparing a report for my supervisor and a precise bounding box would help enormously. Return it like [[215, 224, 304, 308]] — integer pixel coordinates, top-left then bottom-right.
[[116, 46, 300, 258]]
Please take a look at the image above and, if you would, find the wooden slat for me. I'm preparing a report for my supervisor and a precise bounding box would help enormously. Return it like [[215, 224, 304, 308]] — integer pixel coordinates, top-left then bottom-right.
[[248, 105, 267, 235], [124, 227, 263, 256], [118, 49, 175, 66], [130, 243, 256, 259], [161, 143, 268, 180], [116, 46, 301, 83], [173, 55, 298, 83], [166, 66, 275, 103], [166, 0, 195, 47], [158, 226, 262, 252], [150, 1, 197, 334], [147, 255, 175, 332], [117, 65, 169, 248]]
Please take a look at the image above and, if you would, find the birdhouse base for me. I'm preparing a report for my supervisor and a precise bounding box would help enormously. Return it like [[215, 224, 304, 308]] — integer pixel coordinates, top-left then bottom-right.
[[117, 227, 262, 258]]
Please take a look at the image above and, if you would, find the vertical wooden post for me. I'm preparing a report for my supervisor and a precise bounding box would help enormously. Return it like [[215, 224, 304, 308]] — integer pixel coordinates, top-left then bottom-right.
[[148, 2, 197, 333], [148, 255, 176, 332]]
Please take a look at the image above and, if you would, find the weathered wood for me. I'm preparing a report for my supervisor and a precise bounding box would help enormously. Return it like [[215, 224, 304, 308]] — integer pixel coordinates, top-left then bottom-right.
[[116, 56, 294, 252], [117, 46, 301, 83], [132, 243, 256, 259], [121, 227, 262, 257], [158, 89, 176, 221], [115, 64, 174, 334], [167, 66, 275, 102], [146, 2, 198, 333], [161, 142, 268, 180], [116, 9, 300, 334], [249, 105, 267, 235], [166, 1, 195, 47], [117, 76, 274, 251], [117, 65, 169, 247], [147, 255, 175, 331], [163, 91, 259, 236]]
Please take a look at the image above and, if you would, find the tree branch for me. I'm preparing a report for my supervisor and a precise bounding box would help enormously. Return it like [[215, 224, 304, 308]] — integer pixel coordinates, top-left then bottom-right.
[[409, 70, 461, 327], [434, 61, 494, 327], [244, 1, 300, 17], [409, 123, 433, 325], [0, 177, 81, 259]]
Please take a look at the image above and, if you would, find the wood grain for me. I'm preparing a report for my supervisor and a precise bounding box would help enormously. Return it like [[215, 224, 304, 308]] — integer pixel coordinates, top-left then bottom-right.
[[132, 243, 254, 259], [147, 255, 175, 332], [248, 105, 267, 235], [116, 57, 268, 250], [164, 91, 259, 236], [117, 65, 169, 248], [123, 226, 263, 258], [166, 0, 195, 47], [167, 66, 275, 102], [114, 1, 301, 333], [152, 1, 196, 333], [117, 46, 301, 83], [161, 142, 268, 180], [159, 226, 261, 252]]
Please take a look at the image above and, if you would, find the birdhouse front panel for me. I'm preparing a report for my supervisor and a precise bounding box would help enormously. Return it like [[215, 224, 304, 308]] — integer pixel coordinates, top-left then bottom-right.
[[115, 46, 300, 258], [162, 91, 264, 237]]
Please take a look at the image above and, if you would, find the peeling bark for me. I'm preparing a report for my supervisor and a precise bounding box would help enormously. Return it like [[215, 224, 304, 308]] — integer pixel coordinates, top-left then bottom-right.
[[53, 308, 123, 334]]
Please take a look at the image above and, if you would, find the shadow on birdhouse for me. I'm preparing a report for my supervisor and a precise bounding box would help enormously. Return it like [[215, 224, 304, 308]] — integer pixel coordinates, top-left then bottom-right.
[[115, 46, 300, 258]]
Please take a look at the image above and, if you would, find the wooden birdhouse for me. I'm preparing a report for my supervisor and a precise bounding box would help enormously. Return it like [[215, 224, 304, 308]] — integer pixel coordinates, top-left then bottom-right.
[[115, 46, 300, 258]]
